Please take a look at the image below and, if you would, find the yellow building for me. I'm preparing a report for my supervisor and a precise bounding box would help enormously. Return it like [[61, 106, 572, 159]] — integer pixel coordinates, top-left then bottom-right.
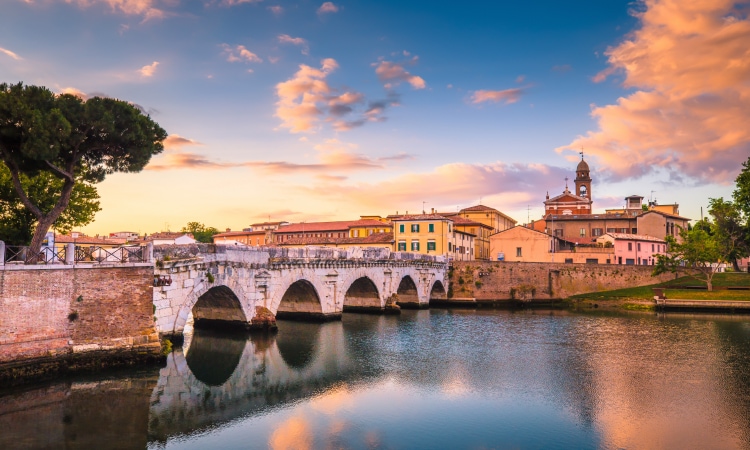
[[455, 204, 517, 233], [392, 214, 474, 259], [450, 215, 494, 261]]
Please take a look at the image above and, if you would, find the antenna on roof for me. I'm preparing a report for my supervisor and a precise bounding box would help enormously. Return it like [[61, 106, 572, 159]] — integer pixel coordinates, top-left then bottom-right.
[[527, 205, 530, 225], [422, 201, 427, 214]]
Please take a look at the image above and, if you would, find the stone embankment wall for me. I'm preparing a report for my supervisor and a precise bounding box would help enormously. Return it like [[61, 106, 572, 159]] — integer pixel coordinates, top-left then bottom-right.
[[449, 261, 679, 301], [0, 264, 162, 383]]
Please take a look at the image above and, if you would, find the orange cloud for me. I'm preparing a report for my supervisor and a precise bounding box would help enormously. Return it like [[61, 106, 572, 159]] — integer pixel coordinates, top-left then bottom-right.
[[373, 59, 426, 90], [0, 46, 22, 60], [275, 58, 339, 133], [317, 1, 338, 14], [470, 88, 523, 105], [558, 0, 750, 183], [221, 44, 262, 63], [163, 134, 202, 149], [267, 5, 283, 15], [139, 61, 159, 77]]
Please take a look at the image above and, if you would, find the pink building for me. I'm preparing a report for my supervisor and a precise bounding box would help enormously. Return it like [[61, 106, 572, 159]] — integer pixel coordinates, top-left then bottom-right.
[[596, 233, 666, 266]]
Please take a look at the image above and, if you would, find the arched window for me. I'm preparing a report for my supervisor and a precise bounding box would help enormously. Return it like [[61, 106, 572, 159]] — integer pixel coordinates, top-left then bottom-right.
[[579, 185, 588, 197]]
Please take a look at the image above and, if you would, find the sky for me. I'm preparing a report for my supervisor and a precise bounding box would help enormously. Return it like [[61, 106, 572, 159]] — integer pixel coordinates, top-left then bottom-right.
[[1, 0, 748, 234]]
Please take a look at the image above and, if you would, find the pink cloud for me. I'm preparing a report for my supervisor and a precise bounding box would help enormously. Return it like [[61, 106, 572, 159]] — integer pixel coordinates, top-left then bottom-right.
[[139, 61, 159, 77], [558, 0, 750, 184], [64, 0, 168, 21], [221, 44, 262, 63], [163, 134, 202, 149], [278, 34, 309, 55], [317, 2, 338, 14], [267, 5, 283, 15], [470, 88, 524, 105], [0, 46, 21, 60], [374, 59, 426, 90], [296, 161, 569, 214]]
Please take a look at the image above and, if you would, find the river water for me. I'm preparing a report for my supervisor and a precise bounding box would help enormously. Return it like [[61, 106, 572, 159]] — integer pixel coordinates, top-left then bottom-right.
[[2, 308, 750, 449]]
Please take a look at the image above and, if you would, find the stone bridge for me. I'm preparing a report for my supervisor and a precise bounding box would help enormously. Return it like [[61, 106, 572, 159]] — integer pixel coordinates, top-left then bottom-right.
[[153, 245, 448, 339]]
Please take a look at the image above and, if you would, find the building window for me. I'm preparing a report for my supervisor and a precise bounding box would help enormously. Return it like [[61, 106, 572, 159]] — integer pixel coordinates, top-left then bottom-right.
[[398, 241, 406, 251], [592, 228, 603, 236], [448, 242, 452, 251], [554, 229, 563, 237], [586, 259, 598, 264], [565, 258, 574, 263], [427, 241, 436, 251], [632, 228, 637, 234], [399, 224, 404, 233], [428, 223, 435, 232], [516, 247, 522, 257], [411, 241, 420, 251], [626, 258, 635, 265], [607, 228, 616, 233], [652, 244, 654, 252], [579, 228, 586, 237], [637, 243, 641, 251], [411, 224, 420, 232], [628, 242, 632, 251]]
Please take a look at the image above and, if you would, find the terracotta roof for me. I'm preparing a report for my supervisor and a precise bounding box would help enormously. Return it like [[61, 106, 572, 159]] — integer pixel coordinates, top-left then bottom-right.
[[600, 233, 666, 243], [250, 221, 288, 227], [276, 219, 392, 234], [460, 204, 498, 212], [640, 209, 690, 220], [392, 214, 452, 221], [545, 192, 590, 204], [213, 230, 266, 238], [278, 232, 394, 246], [450, 215, 493, 228], [55, 234, 123, 245]]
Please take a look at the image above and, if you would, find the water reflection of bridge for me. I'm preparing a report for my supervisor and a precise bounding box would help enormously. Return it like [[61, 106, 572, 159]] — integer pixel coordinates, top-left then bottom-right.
[[148, 322, 357, 443]]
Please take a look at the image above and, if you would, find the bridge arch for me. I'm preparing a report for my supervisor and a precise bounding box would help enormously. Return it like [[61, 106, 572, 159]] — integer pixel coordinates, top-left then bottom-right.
[[396, 275, 421, 308], [429, 280, 447, 304], [274, 278, 328, 321], [343, 276, 382, 312], [172, 280, 252, 336]]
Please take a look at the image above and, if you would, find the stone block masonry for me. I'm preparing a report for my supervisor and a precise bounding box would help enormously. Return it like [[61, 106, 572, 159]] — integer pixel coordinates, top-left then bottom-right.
[[0, 264, 163, 384], [450, 261, 679, 302]]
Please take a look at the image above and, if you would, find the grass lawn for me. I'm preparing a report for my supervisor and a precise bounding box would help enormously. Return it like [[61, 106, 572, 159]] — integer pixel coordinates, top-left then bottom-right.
[[570, 272, 750, 301]]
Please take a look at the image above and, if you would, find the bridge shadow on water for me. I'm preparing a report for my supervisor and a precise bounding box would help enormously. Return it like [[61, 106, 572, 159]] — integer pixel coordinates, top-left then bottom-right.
[[148, 320, 355, 444]]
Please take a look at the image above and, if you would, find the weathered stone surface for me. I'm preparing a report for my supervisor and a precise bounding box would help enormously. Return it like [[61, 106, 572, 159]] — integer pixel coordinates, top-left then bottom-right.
[[249, 306, 277, 331], [153, 246, 447, 337]]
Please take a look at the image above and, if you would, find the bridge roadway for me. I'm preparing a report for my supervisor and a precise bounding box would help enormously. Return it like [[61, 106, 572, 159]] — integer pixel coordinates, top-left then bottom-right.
[[152, 245, 448, 339]]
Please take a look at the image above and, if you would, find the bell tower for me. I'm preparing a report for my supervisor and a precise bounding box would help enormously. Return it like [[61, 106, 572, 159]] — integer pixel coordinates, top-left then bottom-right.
[[574, 151, 592, 201]]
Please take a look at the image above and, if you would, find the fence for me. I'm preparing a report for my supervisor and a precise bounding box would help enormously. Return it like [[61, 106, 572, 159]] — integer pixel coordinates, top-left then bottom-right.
[[1, 241, 151, 265]]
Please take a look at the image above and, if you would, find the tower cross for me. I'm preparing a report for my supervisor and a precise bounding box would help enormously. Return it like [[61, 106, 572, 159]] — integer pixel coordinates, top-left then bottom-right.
[[564, 176, 569, 189], [580, 147, 584, 160]]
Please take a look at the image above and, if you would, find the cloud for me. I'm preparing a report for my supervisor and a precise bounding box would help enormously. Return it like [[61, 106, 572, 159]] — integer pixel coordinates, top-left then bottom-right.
[[317, 2, 338, 14], [470, 88, 524, 105], [278, 34, 309, 55], [298, 161, 569, 213], [139, 61, 159, 77], [0, 46, 22, 60], [59, 87, 90, 99], [373, 58, 426, 90], [217, 0, 263, 6], [275, 58, 339, 133], [221, 44, 262, 63], [62, 0, 168, 21], [147, 137, 412, 173], [267, 5, 282, 15], [557, 0, 750, 184], [163, 134, 203, 149]]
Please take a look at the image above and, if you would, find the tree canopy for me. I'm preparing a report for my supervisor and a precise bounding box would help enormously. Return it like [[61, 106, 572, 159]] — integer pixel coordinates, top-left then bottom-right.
[[181, 222, 220, 243], [653, 228, 724, 290], [0, 82, 167, 258]]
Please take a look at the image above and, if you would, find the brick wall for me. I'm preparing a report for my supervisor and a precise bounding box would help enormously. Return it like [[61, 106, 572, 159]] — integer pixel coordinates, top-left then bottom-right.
[[0, 265, 161, 378], [450, 261, 679, 300]]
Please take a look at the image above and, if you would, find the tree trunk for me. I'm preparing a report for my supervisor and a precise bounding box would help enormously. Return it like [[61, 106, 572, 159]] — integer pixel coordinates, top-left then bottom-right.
[[732, 258, 740, 272], [24, 178, 76, 263], [26, 214, 59, 263]]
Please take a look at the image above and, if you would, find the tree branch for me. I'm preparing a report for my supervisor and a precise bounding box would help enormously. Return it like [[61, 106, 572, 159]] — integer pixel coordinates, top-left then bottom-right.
[[45, 160, 74, 182]]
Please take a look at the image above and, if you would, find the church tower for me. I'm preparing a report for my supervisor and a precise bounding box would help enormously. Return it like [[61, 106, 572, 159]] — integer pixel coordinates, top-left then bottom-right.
[[574, 153, 592, 201]]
